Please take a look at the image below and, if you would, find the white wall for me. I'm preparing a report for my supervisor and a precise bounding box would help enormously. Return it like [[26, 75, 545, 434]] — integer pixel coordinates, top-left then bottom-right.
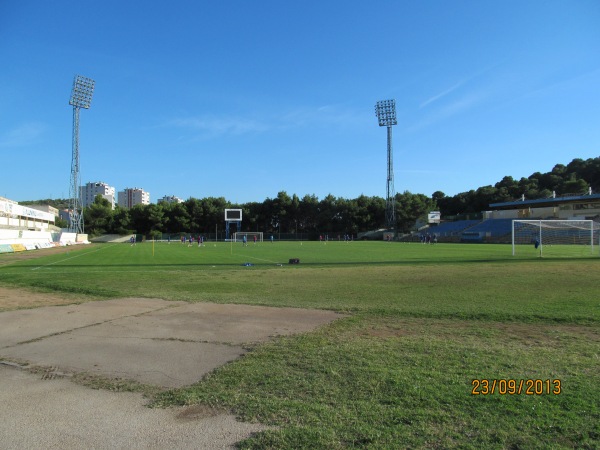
[[0, 229, 54, 246]]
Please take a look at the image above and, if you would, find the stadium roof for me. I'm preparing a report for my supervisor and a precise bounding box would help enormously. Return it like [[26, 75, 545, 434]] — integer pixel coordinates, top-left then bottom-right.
[[489, 193, 600, 210]]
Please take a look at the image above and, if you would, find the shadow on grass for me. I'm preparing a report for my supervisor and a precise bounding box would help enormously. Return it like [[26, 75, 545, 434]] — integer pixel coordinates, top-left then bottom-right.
[[3, 256, 597, 271]]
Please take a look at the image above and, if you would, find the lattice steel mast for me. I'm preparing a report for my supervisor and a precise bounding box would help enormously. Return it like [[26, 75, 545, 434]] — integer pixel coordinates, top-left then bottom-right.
[[375, 99, 397, 230], [68, 75, 95, 234]]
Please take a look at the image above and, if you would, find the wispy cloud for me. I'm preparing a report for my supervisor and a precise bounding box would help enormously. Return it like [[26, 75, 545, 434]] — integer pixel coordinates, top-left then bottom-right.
[[420, 81, 465, 109], [419, 62, 504, 111], [280, 104, 367, 129], [0, 122, 47, 148], [168, 104, 367, 139], [406, 90, 488, 133], [436, 91, 487, 118]]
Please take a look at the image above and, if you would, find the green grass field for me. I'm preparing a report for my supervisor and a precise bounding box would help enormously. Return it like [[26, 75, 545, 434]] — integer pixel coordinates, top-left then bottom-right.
[[1, 241, 599, 448]]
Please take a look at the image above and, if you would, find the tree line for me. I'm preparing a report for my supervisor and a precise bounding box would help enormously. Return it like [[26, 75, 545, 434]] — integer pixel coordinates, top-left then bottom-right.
[[434, 157, 599, 217], [80, 191, 436, 238], [21, 157, 600, 237]]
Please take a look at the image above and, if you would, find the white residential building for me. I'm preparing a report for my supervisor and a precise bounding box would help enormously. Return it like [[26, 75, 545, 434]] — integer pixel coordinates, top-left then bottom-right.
[[118, 188, 150, 209], [81, 182, 116, 209], [157, 195, 184, 204]]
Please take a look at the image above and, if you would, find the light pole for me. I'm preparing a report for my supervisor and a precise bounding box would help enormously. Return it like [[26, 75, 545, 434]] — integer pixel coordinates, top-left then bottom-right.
[[375, 99, 397, 231], [68, 75, 95, 234]]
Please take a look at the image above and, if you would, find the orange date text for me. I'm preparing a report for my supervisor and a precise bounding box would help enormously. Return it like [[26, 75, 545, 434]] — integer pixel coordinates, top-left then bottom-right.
[[471, 379, 561, 395]]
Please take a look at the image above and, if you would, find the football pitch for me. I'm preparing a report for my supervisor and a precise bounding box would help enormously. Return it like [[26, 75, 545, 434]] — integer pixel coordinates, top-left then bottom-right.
[[1, 241, 599, 448]]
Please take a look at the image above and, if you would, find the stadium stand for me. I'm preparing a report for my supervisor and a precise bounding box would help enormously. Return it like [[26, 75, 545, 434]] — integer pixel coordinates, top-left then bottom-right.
[[460, 218, 514, 243], [428, 220, 480, 237], [400, 220, 479, 242], [0, 227, 89, 253], [0, 228, 60, 252], [89, 234, 134, 243], [402, 219, 517, 243], [0, 197, 82, 252], [465, 219, 513, 236]]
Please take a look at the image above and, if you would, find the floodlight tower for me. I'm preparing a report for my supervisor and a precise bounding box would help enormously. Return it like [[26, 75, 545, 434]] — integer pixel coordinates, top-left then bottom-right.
[[375, 99, 397, 230], [68, 75, 95, 234]]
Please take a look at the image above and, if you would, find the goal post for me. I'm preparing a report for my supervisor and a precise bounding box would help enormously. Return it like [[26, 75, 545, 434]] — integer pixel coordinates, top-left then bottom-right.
[[233, 232, 263, 243], [512, 219, 598, 257]]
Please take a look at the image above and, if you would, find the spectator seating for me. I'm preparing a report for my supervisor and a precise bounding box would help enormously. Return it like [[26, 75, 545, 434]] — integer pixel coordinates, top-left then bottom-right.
[[465, 219, 513, 237], [0, 228, 61, 253], [428, 220, 480, 237]]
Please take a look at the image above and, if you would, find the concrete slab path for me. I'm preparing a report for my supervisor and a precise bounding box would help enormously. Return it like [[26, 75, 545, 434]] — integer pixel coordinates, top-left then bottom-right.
[[0, 365, 268, 449], [0, 297, 343, 448]]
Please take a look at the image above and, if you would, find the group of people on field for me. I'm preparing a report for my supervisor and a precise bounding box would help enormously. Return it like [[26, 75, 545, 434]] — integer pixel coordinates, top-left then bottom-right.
[[319, 234, 353, 243], [241, 235, 257, 246], [180, 235, 206, 247], [419, 233, 437, 244], [240, 235, 275, 246]]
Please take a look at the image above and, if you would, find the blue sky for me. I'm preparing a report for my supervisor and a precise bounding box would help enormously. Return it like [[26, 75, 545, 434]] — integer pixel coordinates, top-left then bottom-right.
[[1, 1, 599, 204]]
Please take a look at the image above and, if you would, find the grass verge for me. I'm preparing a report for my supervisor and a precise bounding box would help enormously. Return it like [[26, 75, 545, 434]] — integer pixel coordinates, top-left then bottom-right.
[[153, 313, 599, 448], [1, 242, 598, 447]]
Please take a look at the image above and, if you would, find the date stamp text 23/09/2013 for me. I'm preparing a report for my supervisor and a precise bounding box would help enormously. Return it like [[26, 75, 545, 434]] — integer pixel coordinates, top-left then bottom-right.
[[471, 379, 561, 396]]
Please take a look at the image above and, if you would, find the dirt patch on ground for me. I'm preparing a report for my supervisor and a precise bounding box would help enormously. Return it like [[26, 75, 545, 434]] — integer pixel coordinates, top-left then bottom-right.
[[176, 404, 227, 421], [0, 285, 87, 311], [0, 243, 92, 265], [487, 321, 600, 344], [357, 318, 600, 345], [0, 245, 97, 311]]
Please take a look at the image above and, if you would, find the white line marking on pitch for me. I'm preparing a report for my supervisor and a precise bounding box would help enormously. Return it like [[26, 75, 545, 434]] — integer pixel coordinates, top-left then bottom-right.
[[30, 244, 115, 271]]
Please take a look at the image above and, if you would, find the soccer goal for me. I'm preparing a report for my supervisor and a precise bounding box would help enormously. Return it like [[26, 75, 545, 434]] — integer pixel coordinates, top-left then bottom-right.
[[512, 219, 599, 257], [233, 232, 263, 243]]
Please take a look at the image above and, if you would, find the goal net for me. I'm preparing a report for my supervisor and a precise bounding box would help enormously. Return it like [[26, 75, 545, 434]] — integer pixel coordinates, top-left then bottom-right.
[[233, 232, 263, 243], [512, 219, 599, 257]]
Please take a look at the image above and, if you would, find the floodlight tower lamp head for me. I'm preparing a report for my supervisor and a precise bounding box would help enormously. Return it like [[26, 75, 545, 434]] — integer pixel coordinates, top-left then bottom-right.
[[375, 99, 397, 127], [69, 75, 95, 109]]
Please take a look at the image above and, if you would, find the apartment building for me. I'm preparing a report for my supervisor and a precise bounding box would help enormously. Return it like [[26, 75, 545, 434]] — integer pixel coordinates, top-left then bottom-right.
[[80, 181, 116, 209], [117, 187, 150, 209], [157, 195, 184, 204]]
